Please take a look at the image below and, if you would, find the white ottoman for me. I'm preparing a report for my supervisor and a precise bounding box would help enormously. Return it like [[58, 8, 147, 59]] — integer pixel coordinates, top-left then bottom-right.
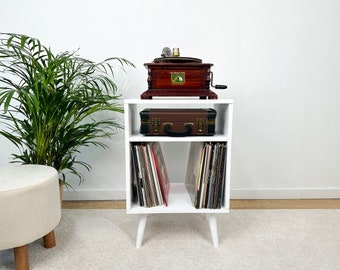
[[0, 164, 61, 270]]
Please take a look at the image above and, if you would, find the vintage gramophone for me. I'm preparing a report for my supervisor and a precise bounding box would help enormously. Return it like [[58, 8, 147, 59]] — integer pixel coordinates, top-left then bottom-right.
[[141, 47, 227, 99]]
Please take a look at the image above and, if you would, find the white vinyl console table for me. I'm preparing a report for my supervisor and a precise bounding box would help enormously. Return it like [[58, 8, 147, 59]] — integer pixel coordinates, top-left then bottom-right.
[[124, 99, 233, 247]]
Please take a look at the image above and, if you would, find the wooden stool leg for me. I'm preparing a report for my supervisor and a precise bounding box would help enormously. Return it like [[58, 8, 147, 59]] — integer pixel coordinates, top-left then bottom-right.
[[43, 230, 56, 248], [14, 244, 29, 270]]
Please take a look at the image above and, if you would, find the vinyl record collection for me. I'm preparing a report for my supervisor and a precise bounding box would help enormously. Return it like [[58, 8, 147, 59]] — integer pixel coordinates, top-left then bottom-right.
[[185, 142, 227, 209], [131, 141, 227, 209], [131, 142, 170, 208]]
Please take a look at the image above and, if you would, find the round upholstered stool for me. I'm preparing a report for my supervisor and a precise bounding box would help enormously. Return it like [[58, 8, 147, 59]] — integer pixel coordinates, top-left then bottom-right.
[[0, 164, 61, 270]]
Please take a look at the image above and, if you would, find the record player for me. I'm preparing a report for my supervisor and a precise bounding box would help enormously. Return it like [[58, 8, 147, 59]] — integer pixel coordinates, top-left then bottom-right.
[[141, 48, 227, 99]]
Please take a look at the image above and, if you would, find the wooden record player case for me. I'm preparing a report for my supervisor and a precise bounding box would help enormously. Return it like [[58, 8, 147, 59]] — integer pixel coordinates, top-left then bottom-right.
[[141, 57, 218, 99]]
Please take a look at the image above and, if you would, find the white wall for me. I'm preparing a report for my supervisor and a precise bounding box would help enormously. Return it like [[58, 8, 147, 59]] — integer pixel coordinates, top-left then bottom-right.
[[1, 0, 339, 199]]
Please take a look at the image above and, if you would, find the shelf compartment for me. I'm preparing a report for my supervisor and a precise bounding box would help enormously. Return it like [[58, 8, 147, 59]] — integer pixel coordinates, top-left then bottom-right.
[[127, 183, 229, 214], [124, 99, 233, 140]]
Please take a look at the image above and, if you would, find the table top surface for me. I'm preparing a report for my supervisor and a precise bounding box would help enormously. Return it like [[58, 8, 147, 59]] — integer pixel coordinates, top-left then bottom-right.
[[0, 164, 58, 191]]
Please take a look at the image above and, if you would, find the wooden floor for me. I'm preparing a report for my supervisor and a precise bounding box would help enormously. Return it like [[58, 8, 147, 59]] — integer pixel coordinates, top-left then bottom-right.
[[62, 199, 340, 210]]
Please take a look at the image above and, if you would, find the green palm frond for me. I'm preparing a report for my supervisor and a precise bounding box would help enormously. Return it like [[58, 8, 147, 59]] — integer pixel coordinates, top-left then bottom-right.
[[0, 32, 134, 185]]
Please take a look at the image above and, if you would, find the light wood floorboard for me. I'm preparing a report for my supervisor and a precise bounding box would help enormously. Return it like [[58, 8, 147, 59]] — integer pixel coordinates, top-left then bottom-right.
[[62, 199, 340, 210], [230, 199, 340, 209]]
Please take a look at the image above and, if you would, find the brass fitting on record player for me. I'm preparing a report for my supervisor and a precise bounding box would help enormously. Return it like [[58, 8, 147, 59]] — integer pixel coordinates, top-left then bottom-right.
[[172, 48, 180, 57]]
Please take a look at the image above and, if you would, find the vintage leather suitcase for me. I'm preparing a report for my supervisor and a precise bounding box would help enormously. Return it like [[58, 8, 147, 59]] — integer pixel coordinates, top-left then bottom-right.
[[140, 108, 216, 136]]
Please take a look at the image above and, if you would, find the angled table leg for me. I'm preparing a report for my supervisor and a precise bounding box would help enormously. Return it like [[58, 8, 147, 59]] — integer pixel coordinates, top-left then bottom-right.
[[136, 214, 148, 248], [206, 213, 219, 247]]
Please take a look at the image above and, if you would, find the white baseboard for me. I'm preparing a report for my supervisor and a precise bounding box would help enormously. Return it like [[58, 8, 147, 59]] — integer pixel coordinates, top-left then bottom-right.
[[62, 189, 126, 201], [62, 187, 340, 201]]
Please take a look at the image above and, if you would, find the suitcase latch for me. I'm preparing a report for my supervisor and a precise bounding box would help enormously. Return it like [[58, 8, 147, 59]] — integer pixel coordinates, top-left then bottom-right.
[[196, 118, 205, 133], [151, 118, 161, 133]]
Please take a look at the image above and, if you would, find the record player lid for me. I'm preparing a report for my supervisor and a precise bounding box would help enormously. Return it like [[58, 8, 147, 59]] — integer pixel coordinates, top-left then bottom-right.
[[153, 57, 202, 63]]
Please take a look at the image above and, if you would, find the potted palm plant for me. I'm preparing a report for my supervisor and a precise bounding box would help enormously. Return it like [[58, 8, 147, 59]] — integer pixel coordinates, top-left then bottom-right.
[[0, 33, 134, 194]]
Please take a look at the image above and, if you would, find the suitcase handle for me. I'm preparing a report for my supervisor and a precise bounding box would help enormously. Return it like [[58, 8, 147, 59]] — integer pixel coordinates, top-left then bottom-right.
[[164, 124, 192, 137]]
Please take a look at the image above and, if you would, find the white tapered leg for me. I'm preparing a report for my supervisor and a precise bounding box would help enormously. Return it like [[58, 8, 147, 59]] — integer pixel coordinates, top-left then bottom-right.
[[136, 214, 148, 248], [206, 213, 219, 247]]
